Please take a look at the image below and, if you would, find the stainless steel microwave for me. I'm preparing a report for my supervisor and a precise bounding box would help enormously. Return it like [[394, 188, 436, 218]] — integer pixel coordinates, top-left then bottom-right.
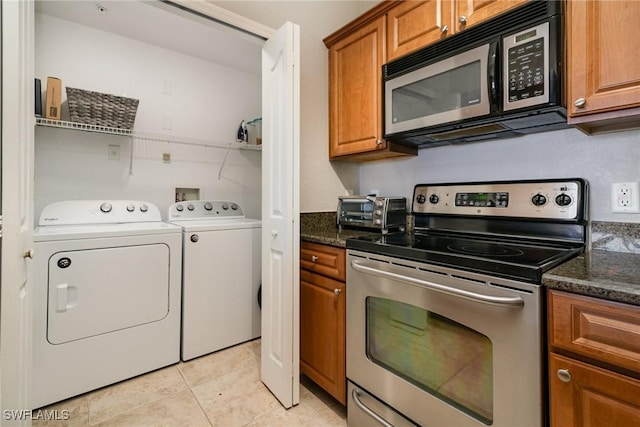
[[384, 1, 567, 147]]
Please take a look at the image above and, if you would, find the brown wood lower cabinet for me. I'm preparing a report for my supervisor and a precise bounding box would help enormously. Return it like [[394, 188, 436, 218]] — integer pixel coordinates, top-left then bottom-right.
[[300, 242, 346, 405], [549, 353, 640, 426], [548, 290, 640, 426]]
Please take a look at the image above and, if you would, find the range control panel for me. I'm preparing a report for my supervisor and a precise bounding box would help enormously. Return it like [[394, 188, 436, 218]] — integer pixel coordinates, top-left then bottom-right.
[[413, 179, 586, 220]]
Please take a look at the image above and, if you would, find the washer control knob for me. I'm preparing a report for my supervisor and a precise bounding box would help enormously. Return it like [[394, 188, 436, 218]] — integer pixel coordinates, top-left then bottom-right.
[[187, 204, 195, 211], [231, 203, 238, 210], [126, 204, 135, 212], [190, 234, 199, 243], [204, 202, 213, 211], [176, 205, 184, 212], [416, 194, 426, 204], [140, 204, 148, 213], [100, 202, 112, 213], [429, 194, 440, 204], [222, 203, 229, 210]]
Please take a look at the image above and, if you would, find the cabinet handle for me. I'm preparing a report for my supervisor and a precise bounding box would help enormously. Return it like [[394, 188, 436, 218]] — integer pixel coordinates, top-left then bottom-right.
[[557, 369, 572, 383], [334, 288, 342, 295], [375, 139, 383, 146], [459, 15, 467, 24], [440, 25, 448, 34], [574, 98, 586, 108], [311, 255, 318, 262]]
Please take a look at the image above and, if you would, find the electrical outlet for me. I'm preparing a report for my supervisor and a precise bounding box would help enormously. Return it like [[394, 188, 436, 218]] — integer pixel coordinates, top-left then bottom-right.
[[611, 182, 640, 213]]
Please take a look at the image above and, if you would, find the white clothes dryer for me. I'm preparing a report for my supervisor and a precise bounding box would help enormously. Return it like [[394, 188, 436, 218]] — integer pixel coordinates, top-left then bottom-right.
[[31, 200, 182, 409], [168, 200, 261, 361]]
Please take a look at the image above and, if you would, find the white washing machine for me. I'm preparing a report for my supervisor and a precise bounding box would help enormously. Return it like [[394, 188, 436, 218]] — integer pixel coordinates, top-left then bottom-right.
[[31, 200, 182, 409], [168, 200, 261, 361]]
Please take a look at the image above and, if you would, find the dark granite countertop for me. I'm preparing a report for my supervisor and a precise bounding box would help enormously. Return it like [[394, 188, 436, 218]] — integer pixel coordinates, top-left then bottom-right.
[[543, 250, 640, 306], [300, 211, 381, 247]]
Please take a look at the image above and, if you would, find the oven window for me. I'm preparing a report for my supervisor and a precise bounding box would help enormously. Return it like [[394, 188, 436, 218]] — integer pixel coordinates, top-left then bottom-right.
[[391, 60, 482, 124], [366, 297, 493, 424]]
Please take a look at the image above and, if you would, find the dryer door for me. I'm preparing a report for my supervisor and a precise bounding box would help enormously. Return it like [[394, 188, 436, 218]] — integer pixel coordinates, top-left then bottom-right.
[[47, 244, 170, 344]]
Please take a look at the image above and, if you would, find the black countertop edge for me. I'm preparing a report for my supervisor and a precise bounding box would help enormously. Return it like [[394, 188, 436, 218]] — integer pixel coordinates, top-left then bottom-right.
[[542, 250, 640, 306]]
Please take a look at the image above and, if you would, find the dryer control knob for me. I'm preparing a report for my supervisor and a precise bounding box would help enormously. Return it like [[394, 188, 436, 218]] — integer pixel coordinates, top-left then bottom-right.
[[187, 204, 195, 211], [222, 203, 229, 210], [140, 204, 149, 213], [100, 202, 112, 213], [126, 204, 135, 212], [190, 234, 199, 243], [176, 205, 184, 212], [231, 203, 238, 210], [204, 202, 213, 211]]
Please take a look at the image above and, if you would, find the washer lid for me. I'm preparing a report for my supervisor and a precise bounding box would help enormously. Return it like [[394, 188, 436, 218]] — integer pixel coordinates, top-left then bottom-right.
[[170, 218, 261, 232], [34, 221, 182, 242]]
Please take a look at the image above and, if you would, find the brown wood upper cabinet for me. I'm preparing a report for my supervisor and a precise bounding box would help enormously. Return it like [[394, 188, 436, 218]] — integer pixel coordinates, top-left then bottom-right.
[[547, 290, 640, 426], [567, 0, 640, 134], [387, 0, 526, 62], [324, 2, 417, 161]]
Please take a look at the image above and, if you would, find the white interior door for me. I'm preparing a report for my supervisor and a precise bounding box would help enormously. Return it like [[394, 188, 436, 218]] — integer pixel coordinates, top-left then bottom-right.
[[261, 21, 300, 409], [1, 0, 35, 422]]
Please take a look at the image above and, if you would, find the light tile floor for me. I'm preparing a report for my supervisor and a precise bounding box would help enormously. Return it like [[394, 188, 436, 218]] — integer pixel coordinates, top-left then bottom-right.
[[33, 340, 347, 426]]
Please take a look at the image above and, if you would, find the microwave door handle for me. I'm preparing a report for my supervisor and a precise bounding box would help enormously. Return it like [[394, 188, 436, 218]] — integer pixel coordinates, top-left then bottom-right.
[[488, 41, 500, 112], [351, 260, 524, 307]]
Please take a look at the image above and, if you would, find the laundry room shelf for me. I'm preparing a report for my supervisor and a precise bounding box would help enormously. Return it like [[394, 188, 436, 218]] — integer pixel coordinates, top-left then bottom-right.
[[36, 117, 133, 136]]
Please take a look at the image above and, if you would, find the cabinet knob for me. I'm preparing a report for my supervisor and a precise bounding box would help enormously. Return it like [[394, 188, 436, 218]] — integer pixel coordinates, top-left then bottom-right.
[[459, 15, 467, 24], [311, 255, 318, 262], [271, 229, 278, 237], [557, 369, 572, 383], [334, 288, 342, 295], [574, 98, 586, 108], [440, 25, 448, 34], [23, 249, 34, 259], [375, 139, 383, 146]]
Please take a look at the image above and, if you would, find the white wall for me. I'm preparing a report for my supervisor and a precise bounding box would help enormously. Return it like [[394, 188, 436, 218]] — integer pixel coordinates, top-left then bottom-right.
[[34, 13, 262, 221], [213, 1, 378, 213], [358, 127, 640, 222]]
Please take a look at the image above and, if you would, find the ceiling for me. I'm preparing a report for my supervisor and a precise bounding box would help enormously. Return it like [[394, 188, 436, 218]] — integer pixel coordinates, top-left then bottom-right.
[[35, 0, 264, 74]]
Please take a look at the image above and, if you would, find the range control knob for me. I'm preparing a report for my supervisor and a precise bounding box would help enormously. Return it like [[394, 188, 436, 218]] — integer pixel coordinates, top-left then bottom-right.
[[176, 205, 184, 212], [100, 202, 112, 213], [429, 194, 440, 204], [532, 194, 547, 206], [231, 203, 238, 210], [187, 204, 194, 211], [222, 203, 229, 210], [126, 204, 135, 212], [204, 202, 213, 211], [555, 193, 572, 207], [140, 204, 148, 213], [416, 194, 426, 204]]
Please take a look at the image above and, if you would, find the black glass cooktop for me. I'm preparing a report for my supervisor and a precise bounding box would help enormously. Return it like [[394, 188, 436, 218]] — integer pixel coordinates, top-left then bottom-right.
[[346, 231, 583, 284]]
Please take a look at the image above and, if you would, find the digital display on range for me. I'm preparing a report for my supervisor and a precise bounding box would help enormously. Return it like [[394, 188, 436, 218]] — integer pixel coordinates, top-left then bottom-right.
[[455, 192, 509, 208]]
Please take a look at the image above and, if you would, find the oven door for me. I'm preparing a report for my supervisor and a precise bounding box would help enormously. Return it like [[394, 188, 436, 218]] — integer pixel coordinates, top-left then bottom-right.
[[346, 250, 543, 427]]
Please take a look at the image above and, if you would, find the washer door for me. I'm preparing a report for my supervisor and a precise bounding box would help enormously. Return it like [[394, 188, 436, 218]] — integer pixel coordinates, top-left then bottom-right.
[[47, 244, 170, 344]]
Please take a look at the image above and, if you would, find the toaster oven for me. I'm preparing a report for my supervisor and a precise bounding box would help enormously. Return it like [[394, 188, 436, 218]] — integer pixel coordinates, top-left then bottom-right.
[[337, 196, 406, 234]]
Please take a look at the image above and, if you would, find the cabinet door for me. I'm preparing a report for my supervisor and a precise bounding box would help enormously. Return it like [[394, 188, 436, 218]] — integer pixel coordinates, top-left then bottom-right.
[[299, 269, 346, 404], [549, 353, 640, 427], [387, 0, 453, 62], [328, 17, 385, 158], [567, 1, 640, 118], [455, 0, 527, 32]]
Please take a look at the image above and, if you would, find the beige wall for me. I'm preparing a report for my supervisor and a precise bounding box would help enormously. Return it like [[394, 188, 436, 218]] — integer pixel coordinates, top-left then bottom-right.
[[212, 1, 379, 213]]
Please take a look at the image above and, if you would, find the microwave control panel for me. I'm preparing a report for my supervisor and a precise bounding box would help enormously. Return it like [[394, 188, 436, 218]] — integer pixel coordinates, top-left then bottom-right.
[[503, 21, 550, 111]]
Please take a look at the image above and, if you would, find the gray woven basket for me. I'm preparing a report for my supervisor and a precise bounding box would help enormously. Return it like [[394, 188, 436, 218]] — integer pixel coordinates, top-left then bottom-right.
[[66, 87, 139, 130]]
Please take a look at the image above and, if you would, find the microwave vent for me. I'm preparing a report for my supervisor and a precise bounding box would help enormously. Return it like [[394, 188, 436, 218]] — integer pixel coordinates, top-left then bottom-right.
[[426, 123, 507, 141], [384, 1, 560, 79]]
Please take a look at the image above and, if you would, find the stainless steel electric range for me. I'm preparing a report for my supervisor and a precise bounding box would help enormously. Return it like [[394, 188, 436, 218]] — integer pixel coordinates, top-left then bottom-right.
[[345, 178, 588, 427]]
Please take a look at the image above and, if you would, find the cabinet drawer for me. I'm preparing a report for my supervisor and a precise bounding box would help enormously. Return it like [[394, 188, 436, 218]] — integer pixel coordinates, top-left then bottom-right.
[[300, 241, 345, 281], [548, 290, 640, 374]]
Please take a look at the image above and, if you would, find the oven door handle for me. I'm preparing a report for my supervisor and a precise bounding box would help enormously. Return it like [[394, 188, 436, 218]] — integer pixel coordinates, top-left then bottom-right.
[[351, 388, 394, 427], [351, 260, 524, 307]]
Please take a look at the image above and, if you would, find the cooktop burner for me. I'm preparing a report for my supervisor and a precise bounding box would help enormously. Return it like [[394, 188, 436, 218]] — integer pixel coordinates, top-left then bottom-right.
[[446, 243, 524, 257]]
